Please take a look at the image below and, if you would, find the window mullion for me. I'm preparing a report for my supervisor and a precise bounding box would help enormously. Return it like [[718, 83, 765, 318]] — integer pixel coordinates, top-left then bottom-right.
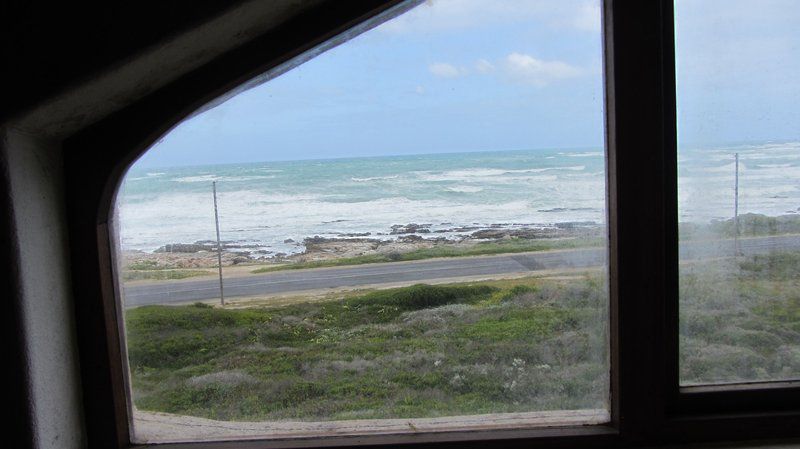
[[604, 0, 677, 441]]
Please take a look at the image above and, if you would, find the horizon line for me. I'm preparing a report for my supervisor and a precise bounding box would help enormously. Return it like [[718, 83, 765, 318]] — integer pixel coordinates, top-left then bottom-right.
[[129, 144, 603, 171]]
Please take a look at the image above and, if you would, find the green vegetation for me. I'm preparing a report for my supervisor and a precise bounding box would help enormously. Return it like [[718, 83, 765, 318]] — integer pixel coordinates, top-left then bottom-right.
[[127, 260, 174, 271], [680, 213, 800, 239], [122, 269, 212, 282], [251, 237, 604, 274], [123, 250, 800, 421], [126, 279, 608, 421], [122, 259, 212, 281], [680, 251, 800, 384]]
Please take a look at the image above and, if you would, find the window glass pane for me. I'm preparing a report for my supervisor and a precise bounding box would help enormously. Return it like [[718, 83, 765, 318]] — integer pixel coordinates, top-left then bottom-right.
[[116, 1, 609, 442], [676, 0, 800, 385]]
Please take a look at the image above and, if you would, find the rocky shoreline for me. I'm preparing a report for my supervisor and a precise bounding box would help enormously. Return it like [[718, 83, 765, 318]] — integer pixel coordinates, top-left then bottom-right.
[[120, 222, 604, 270]]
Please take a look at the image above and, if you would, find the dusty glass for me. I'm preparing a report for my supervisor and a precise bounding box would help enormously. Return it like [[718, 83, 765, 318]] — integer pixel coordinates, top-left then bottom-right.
[[115, 0, 610, 442], [676, 0, 800, 385]]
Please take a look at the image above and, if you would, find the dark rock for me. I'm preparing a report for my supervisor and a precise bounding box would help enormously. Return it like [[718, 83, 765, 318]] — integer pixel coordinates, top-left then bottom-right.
[[155, 243, 213, 253], [303, 236, 380, 251], [539, 207, 594, 213], [284, 238, 295, 243], [470, 229, 508, 239], [398, 235, 424, 243], [555, 221, 596, 229], [470, 227, 568, 240], [304, 236, 330, 245], [390, 223, 431, 234], [194, 239, 235, 245], [542, 207, 565, 212], [226, 243, 263, 249]]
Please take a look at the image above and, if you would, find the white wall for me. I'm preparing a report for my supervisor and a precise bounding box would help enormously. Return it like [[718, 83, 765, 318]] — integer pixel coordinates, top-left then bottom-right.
[[1, 128, 85, 449]]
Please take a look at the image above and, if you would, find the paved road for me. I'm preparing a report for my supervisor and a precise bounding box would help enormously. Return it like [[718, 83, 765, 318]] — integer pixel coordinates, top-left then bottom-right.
[[123, 235, 800, 306]]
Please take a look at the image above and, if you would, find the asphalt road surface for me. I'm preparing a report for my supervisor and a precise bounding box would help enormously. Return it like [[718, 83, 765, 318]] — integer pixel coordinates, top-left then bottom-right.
[[123, 235, 800, 307]]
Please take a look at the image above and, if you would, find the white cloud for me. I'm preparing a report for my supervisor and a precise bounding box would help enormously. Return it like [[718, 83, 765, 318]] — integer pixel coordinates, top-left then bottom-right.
[[426, 54, 583, 86], [429, 62, 466, 78], [505, 52, 582, 86], [475, 58, 495, 73]]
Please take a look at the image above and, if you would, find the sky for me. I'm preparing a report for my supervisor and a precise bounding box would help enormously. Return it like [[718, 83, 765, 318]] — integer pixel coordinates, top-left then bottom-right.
[[675, 0, 800, 147], [135, 0, 800, 168]]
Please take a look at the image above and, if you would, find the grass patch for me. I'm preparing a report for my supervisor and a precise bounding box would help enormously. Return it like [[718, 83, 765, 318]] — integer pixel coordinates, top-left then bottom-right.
[[680, 213, 800, 239], [457, 307, 575, 342], [126, 277, 608, 421], [680, 251, 800, 384], [122, 269, 212, 281], [251, 237, 603, 274], [127, 260, 175, 270], [739, 252, 800, 281]]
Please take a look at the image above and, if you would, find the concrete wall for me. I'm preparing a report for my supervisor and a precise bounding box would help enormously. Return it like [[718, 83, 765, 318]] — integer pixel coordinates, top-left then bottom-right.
[[1, 129, 85, 449]]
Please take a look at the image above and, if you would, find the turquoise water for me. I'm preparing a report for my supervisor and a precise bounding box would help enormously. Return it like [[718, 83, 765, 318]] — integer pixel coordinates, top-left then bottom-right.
[[118, 142, 800, 256], [119, 148, 605, 255]]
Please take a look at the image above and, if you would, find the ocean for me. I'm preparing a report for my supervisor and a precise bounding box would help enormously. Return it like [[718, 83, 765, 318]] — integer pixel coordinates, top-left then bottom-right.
[[118, 142, 800, 256]]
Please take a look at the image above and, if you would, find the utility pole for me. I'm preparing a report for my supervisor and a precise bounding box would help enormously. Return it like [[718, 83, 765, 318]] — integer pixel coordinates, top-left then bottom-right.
[[212, 181, 225, 306], [734, 153, 740, 256]]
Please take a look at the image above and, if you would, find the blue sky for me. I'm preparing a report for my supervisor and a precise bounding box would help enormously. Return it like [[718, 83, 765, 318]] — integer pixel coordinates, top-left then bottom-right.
[[136, 0, 800, 168]]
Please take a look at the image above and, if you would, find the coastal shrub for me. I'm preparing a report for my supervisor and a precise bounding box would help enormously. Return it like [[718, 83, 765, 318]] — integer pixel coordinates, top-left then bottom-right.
[[678, 251, 800, 383], [752, 297, 800, 333], [126, 278, 611, 421], [681, 341, 769, 383], [386, 251, 403, 261], [187, 370, 258, 387], [776, 346, 800, 374], [457, 307, 574, 342], [122, 269, 212, 281], [739, 252, 800, 281], [368, 284, 493, 307], [127, 259, 164, 270], [126, 305, 273, 369], [343, 284, 496, 317], [493, 284, 537, 303], [401, 303, 473, 328], [707, 213, 800, 237]]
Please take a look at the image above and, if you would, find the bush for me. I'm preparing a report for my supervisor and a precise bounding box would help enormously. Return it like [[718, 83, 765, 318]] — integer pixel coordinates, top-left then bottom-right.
[[126, 279, 610, 421], [347, 284, 497, 311], [495, 285, 537, 302]]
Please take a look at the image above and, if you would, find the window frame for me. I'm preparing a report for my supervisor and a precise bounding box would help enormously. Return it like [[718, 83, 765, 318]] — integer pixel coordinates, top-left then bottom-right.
[[63, 1, 800, 448], [663, 0, 800, 436]]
